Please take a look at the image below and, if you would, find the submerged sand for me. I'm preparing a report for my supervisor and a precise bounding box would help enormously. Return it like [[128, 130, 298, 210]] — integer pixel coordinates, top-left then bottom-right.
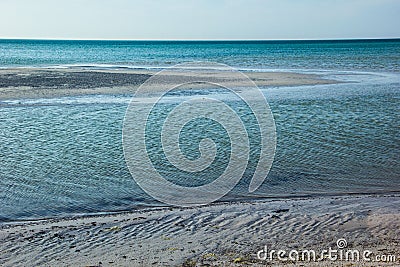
[[0, 194, 399, 266], [0, 68, 337, 100]]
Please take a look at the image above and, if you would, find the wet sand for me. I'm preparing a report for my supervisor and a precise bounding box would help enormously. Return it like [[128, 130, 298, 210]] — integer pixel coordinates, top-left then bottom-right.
[[0, 194, 399, 266], [0, 68, 338, 100]]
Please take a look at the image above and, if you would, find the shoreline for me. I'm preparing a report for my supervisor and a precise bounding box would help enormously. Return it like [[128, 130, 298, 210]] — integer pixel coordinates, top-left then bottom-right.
[[0, 68, 339, 101], [2, 190, 399, 225], [1, 193, 399, 266]]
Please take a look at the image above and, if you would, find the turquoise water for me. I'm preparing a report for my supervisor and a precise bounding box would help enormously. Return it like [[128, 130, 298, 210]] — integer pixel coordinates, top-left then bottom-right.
[[1, 39, 399, 72], [0, 39, 399, 221]]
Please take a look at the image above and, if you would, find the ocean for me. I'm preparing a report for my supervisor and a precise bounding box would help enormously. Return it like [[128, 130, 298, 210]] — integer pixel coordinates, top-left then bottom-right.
[[0, 39, 399, 221]]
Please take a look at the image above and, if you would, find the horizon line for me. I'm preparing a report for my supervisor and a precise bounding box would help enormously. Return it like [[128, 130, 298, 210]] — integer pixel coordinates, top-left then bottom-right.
[[0, 37, 399, 42]]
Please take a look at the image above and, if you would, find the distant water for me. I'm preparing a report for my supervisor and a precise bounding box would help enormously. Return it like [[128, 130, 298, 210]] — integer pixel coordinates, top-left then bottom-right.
[[0, 39, 399, 221], [1, 39, 399, 72]]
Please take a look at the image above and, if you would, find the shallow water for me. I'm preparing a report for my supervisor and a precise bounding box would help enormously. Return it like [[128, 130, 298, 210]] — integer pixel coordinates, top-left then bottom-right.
[[0, 40, 399, 221], [0, 71, 398, 221]]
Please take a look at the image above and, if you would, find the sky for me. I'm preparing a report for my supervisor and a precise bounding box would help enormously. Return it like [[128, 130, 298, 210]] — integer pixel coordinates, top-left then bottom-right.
[[0, 0, 399, 40]]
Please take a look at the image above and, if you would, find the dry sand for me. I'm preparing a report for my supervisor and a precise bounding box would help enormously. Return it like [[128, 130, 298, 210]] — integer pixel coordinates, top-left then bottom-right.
[[1, 194, 399, 266]]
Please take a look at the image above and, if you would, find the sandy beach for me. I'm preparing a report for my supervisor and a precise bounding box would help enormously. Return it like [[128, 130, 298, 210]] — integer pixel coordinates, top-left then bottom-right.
[[0, 194, 399, 266]]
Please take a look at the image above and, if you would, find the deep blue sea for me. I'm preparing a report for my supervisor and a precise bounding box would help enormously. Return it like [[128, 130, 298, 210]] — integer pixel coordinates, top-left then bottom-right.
[[0, 39, 399, 221]]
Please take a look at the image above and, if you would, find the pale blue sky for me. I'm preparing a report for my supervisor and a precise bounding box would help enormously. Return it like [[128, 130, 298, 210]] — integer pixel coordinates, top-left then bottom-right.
[[1, 0, 399, 40]]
